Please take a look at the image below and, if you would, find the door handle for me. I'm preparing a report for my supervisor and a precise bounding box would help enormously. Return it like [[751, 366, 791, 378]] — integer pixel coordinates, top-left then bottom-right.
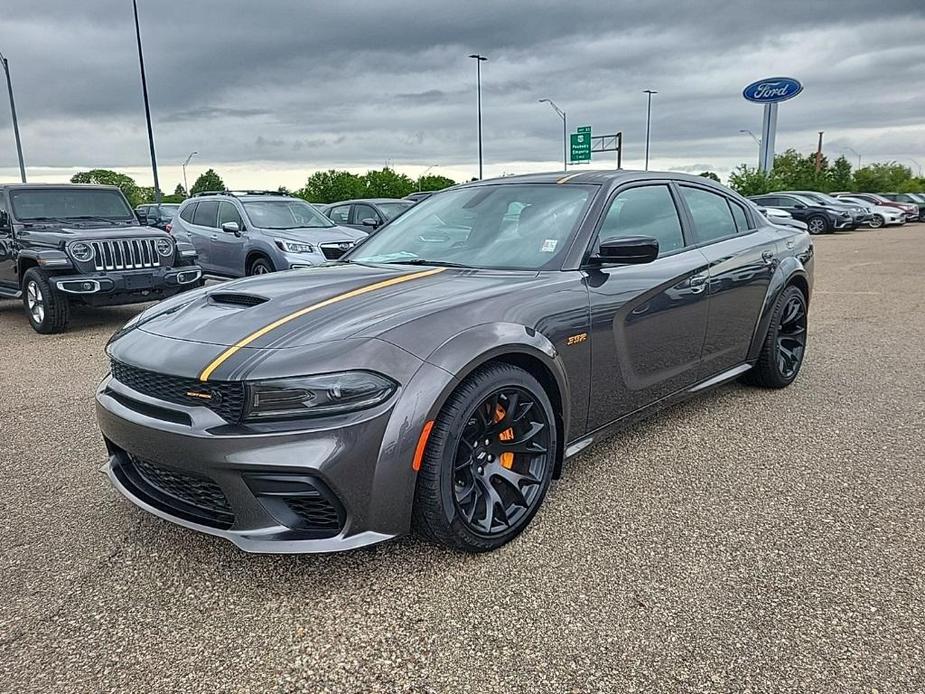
[[689, 272, 708, 294], [210, 234, 218, 240]]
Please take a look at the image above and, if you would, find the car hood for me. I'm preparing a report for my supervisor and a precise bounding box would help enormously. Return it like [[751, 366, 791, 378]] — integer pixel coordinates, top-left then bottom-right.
[[133, 263, 543, 352], [15, 224, 170, 244], [262, 225, 366, 244]]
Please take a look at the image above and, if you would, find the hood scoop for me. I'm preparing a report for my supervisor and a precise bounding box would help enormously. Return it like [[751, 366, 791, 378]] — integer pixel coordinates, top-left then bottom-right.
[[209, 292, 269, 307]]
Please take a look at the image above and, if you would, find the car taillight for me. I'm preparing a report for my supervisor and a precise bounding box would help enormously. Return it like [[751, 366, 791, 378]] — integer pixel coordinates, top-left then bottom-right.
[[165, 223, 173, 233]]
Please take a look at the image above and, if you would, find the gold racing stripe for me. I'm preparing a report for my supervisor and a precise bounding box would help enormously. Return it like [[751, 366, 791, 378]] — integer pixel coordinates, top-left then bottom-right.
[[556, 172, 584, 184], [198, 267, 446, 381]]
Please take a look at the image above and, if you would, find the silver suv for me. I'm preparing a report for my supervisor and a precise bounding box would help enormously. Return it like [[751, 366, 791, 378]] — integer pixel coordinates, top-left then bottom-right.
[[171, 191, 366, 277]]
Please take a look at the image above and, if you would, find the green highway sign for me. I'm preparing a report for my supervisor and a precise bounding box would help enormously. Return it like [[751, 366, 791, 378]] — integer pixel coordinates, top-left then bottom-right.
[[570, 127, 592, 163]]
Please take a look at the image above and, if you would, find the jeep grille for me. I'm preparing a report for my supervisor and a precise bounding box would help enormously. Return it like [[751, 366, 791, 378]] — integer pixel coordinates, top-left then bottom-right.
[[90, 238, 164, 271]]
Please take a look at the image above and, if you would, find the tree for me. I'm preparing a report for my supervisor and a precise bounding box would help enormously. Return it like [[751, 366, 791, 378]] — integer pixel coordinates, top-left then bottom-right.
[[190, 168, 226, 195], [698, 171, 721, 182], [853, 162, 913, 193], [362, 167, 414, 198], [70, 169, 142, 206], [828, 156, 853, 192], [295, 170, 365, 204], [727, 164, 774, 196], [416, 174, 457, 192], [161, 183, 187, 203]]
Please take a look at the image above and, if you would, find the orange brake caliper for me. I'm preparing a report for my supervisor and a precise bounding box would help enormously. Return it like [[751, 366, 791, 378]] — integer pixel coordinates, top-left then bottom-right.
[[494, 403, 515, 469]]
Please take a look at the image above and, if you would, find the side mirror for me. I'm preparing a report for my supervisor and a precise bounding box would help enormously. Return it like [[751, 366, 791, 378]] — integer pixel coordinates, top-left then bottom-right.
[[793, 203, 806, 210], [221, 221, 241, 234], [361, 217, 379, 228], [590, 236, 659, 265], [0, 210, 9, 230]]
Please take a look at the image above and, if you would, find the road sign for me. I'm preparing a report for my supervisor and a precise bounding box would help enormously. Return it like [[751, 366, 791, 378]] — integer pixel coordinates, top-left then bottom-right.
[[570, 128, 591, 163]]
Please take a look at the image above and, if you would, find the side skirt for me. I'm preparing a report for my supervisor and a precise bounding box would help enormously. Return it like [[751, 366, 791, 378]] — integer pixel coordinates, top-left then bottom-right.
[[564, 362, 753, 459]]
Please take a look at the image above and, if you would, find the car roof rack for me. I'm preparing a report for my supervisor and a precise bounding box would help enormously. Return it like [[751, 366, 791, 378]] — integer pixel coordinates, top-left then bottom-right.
[[192, 190, 292, 198]]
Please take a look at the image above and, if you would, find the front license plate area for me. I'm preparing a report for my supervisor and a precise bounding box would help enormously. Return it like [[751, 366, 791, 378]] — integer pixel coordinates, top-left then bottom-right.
[[125, 273, 154, 290]]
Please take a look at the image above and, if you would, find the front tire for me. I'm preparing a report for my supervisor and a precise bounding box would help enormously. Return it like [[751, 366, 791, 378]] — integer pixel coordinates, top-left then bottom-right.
[[806, 215, 828, 235], [413, 363, 557, 552], [247, 257, 274, 276], [869, 214, 884, 229], [742, 285, 807, 389], [22, 268, 70, 334]]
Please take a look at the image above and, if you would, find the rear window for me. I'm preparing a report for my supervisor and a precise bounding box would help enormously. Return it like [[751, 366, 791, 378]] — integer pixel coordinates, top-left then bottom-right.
[[192, 200, 219, 227]]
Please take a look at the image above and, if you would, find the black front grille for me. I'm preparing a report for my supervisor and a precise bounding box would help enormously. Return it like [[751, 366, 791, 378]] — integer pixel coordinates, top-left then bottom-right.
[[120, 455, 234, 529], [285, 494, 342, 534], [319, 243, 350, 260], [110, 360, 245, 423]]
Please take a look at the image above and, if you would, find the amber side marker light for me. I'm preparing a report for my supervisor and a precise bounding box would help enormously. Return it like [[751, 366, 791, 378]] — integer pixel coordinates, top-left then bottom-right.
[[412, 420, 436, 471]]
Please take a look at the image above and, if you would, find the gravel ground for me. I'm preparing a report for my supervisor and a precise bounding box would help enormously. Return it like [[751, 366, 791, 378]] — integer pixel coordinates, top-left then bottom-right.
[[1, 225, 923, 693]]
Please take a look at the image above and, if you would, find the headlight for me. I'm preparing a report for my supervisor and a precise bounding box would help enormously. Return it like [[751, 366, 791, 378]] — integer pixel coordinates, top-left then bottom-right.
[[70, 242, 95, 262], [155, 238, 173, 257], [244, 371, 397, 421], [275, 239, 316, 254]]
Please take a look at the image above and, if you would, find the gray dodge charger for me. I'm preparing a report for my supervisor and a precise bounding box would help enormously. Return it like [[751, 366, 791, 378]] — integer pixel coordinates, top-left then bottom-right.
[[96, 171, 813, 553]]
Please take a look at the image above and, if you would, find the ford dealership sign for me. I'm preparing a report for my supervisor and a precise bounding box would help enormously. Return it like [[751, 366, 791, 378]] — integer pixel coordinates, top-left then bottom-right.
[[742, 77, 803, 104]]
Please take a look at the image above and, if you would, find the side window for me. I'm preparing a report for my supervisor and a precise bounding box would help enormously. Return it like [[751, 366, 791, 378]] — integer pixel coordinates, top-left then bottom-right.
[[729, 200, 751, 232], [179, 202, 197, 223], [680, 187, 737, 244], [328, 205, 350, 224], [598, 185, 685, 256], [217, 201, 243, 228], [353, 204, 378, 224], [192, 200, 219, 228]]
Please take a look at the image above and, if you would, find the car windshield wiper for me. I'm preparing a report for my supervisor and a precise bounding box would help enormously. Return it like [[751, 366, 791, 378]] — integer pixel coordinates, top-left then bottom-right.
[[68, 216, 133, 224], [21, 216, 71, 224], [380, 258, 470, 268]]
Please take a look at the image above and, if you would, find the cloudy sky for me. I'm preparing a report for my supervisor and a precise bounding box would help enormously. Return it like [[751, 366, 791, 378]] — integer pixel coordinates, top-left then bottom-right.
[[1, 0, 924, 190]]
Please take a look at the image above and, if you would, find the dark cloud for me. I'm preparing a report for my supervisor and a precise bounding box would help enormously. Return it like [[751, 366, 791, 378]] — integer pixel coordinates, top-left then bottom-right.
[[0, 0, 923, 185]]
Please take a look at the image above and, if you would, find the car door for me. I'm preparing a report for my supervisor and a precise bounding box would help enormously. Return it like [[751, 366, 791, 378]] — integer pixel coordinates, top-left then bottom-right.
[[189, 200, 219, 272], [0, 191, 17, 288], [351, 203, 382, 232], [677, 185, 779, 379], [585, 182, 711, 430], [209, 201, 247, 277]]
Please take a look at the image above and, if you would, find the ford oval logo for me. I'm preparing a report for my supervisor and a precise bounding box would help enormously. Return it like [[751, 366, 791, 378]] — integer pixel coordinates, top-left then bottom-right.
[[742, 77, 803, 104]]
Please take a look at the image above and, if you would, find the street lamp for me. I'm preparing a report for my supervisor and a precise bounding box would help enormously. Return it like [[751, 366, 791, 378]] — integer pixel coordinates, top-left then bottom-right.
[[643, 89, 658, 171], [468, 54, 488, 179], [538, 98, 567, 173], [418, 163, 437, 191], [182, 151, 198, 196], [132, 0, 161, 204], [739, 129, 761, 167], [842, 146, 861, 169], [0, 49, 26, 182]]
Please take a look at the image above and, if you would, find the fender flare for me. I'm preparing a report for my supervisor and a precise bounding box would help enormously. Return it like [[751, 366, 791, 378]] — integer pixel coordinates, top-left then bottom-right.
[[747, 258, 809, 362]]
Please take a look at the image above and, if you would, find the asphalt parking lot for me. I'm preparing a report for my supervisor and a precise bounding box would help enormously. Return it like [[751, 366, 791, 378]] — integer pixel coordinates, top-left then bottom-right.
[[1, 225, 923, 693]]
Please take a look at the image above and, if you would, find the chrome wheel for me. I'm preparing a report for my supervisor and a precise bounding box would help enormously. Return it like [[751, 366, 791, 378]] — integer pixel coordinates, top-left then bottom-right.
[[452, 387, 551, 536], [26, 280, 45, 324], [869, 214, 884, 229], [777, 293, 807, 379]]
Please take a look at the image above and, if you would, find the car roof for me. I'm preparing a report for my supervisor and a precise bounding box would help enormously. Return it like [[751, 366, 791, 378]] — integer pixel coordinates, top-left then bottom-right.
[[324, 198, 414, 206], [0, 182, 122, 191]]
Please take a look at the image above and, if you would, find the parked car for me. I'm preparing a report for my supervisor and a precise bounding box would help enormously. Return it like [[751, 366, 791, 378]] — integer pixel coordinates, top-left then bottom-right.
[[322, 198, 414, 232], [135, 203, 180, 231], [879, 193, 925, 220], [170, 191, 366, 278], [97, 170, 813, 554], [836, 196, 905, 228], [835, 193, 919, 222], [748, 193, 852, 234], [779, 191, 869, 227], [757, 206, 808, 231], [0, 183, 201, 333]]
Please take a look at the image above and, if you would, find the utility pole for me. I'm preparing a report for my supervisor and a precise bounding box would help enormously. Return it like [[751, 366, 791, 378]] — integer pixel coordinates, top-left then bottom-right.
[[815, 131, 824, 173], [468, 54, 487, 179], [0, 50, 26, 182], [132, 0, 161, 204], [538, 98, 567, 172], [643, 89, 657, 171], [182, 151, 197, 196]]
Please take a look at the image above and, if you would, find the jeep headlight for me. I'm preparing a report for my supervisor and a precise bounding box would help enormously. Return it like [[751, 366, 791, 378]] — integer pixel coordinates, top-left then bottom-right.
[[244, 371, 397, 421], [275, 239, 316, 254], [70, 242, 95, 263], [155, 238, 173, 257]]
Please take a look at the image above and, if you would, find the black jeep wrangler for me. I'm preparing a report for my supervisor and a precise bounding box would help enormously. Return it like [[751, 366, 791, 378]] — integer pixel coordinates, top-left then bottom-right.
[[0, 183, 202, 334]]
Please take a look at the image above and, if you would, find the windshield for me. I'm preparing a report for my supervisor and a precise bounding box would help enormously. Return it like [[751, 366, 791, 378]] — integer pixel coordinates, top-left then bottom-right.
[[242, 199, 334, 229], [348, 183, 593, 270], [807, 192, 846, 206], [789, 194, 819, 207], [377, 201, 413, 221], [10, 188, 135, 222]]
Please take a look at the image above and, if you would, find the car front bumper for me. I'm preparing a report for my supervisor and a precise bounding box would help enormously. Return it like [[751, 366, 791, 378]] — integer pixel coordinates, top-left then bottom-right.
[[54, 266, 202, 296], [832, 216, 854, 229], [95, 353, 454, 553]]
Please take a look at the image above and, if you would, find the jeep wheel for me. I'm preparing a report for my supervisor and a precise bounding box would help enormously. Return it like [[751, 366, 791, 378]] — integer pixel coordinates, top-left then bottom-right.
[[22, 268, 70, 334]]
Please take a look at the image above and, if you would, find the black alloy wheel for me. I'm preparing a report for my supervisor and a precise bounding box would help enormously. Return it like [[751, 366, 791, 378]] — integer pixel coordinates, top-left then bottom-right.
[[742, 285, 808, 389], [413, 363, 556, 552]]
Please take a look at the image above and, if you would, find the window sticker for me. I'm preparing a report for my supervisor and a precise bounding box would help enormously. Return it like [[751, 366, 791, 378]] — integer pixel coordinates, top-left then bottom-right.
[[541, 239, 558, 253]]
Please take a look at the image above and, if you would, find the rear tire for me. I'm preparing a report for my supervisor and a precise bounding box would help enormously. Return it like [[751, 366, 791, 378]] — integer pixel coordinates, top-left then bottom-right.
[[22, 268, 70, 334], [742, 285, 807, 389], [806, 215, 828, 235], [413, 363, 556, 552]]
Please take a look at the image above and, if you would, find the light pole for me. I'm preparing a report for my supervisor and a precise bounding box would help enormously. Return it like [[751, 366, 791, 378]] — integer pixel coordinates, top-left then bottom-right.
[[418, 164, 436, 191], [468, 54, 487, 179], [0, 50, 26, 182], [182, 151, 198, 196], [538, 98, 567, 172], [132, 0, 161, 204], [842, 146, 861, 170], [739, 129, 761, 167], [643, 89, 657, 171], [902, 158, 922, 177]]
